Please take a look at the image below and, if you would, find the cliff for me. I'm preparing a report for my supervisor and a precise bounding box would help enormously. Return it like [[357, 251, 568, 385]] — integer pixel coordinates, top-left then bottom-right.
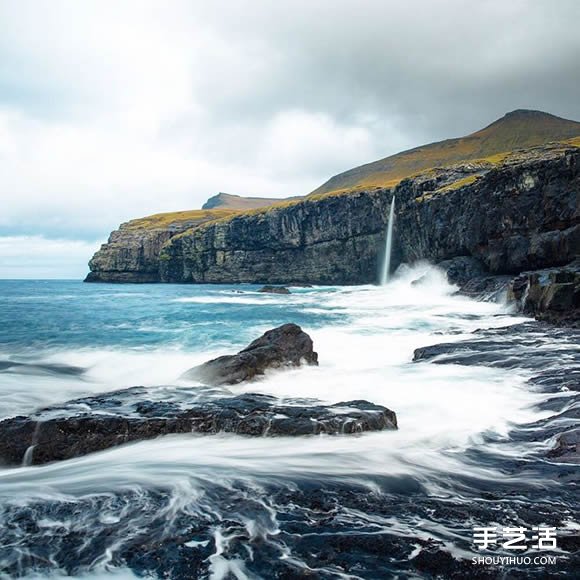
[[86, 209, 239, 283], [86, 141, 580, 286], [395, 143, 579, 273], [160, 190, 389, 284]]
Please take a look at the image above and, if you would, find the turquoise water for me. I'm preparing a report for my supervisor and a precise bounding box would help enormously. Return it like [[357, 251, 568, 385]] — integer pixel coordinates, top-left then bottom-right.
[[0, 280, 341, 351]]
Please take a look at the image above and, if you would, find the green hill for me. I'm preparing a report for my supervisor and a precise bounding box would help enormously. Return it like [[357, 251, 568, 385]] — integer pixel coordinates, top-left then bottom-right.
[[311, 109, 580, 195], [202, 192, 291, 210]]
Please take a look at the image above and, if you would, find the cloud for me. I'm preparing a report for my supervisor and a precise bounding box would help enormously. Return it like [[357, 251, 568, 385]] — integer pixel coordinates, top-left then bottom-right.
[[0, 236, 102, 279], [257, 110, 378, 180], [0, 0, 579, 277]]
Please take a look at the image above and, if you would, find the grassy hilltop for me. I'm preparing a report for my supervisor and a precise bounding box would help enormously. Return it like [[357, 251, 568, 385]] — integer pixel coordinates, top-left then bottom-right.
[[311, 109, 580, 195]]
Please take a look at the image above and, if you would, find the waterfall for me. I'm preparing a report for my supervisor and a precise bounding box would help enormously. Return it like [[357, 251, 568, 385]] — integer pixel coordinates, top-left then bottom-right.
[[22, 445, 35, 467], [380, 196, 396, 285], [21, 420, 42, 467]]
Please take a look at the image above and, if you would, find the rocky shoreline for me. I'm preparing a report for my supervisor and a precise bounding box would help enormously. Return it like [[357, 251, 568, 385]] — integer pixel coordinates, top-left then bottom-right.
[[0, 390, 397, 466], [1, 305, 577, 471], [413, 319, 580, 465], [437, 255, 580, 327], [7, 136, 580, 575], [0, 324, 395, 467]]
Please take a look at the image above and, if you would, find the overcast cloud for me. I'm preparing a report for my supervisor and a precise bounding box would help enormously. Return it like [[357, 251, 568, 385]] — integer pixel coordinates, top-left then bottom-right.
[[1, 0, 579, 278]]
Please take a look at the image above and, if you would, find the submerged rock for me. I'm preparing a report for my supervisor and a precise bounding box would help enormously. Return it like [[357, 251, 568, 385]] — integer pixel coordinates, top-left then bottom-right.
[[436, 256, 487, 287], [183, 323, 318, 385], [0, 360, 85, 377], [548, 428, 580, 463], [258, 285, 291, 294], [412, 322, 580, 369], [2, 478, 575, 579], [412, 322, 580, 468], [0, 389, 397, 466]]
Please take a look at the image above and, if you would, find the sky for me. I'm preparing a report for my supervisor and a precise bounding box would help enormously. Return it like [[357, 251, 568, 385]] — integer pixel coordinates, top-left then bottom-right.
[[1, 0, 579, 278]]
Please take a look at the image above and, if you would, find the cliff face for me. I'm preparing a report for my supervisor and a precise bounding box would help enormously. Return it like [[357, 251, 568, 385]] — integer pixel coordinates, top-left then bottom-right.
[[86, 144, 579, 285], [86, 210, 239, 283], [86, 227, 175, 283], [395, 144, 579, 274], [160, 191, 391, 284]]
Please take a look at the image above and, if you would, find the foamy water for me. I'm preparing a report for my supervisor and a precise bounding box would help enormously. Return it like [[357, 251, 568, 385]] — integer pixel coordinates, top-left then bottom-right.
[[0, 266, 570, 578]]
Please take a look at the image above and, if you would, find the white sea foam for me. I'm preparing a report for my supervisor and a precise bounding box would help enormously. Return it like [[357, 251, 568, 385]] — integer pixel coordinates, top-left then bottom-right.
[[0, 348, 217, 419], [172, 294, 313, 305]]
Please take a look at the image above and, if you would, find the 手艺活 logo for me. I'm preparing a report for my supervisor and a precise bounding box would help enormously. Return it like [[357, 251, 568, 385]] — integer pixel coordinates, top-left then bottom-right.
[[473, 526, 557, 551], [471, 527, 558, 567]]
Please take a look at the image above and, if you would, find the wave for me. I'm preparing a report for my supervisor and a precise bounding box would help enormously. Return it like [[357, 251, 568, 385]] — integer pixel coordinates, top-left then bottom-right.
[[172, 294, 313, 305]]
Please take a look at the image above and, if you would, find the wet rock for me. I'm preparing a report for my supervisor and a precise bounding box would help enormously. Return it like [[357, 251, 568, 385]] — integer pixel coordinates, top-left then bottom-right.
[[413, 322, 580, 471], [548, 428, 580, 463], [437, 256, 487, 287], [507, 273, 530, 304], [457, 275, 512, 301], [258, 285, 291, 294], [2, 479, 574, 579], [410, 542, 495, 579], [183, 323, 318, 385], [0, 390, 397, 466], [507, 261, 580, 327], [0, 360, 85, 376], [410, 275, 428, 287], [413, 322, 580, 369]]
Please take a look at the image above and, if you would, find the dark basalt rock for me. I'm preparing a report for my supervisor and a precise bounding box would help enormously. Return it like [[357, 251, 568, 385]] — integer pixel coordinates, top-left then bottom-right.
[[412, 322, 580, 466], [548, 428, 580, 463], [0, 389, 397, 466], [258, 285, 291, 294], [0, 487, 463, 578], [436, 256, 516, 302], [437, 256, 487, 287], [1, 476, 574, 578], [507, 261, 580, 327], [412, 322, 580, 369], [183, 323, 318, 385], [457, 275, 513, 301]]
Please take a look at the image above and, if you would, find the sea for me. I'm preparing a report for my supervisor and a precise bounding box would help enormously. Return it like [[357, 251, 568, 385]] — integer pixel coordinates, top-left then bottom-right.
[[0, 263, 577, 578]]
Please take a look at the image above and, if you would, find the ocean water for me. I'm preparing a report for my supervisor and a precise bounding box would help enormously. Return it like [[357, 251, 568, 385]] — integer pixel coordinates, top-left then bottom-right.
[[0, 264, 576, 578]]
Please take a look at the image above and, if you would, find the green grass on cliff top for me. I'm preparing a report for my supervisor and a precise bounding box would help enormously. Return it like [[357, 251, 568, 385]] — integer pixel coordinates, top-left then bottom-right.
[[124, 208, 241, 230]]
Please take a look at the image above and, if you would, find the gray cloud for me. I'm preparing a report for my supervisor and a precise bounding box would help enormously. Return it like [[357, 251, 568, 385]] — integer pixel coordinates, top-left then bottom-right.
[[0, 0, 579, 276]]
